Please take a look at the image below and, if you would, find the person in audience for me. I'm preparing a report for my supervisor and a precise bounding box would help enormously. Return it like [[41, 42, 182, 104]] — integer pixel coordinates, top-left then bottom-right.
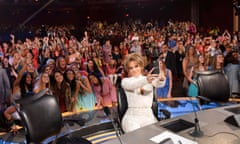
[[26, 62, 38, 82], [33, 72, 51, 94], [210, 53, 224, 71], [88, 73, 117, 108], [12, 58, 34, 100], [120, 53, 157, 133], [187, 55, 207, 97], [224, 51, 240, 96], [105, 58, 122, 85], [64, 69, 79, 112], [92, 51, 103, 69], [86, 59, 105, 78], [0, 65, 11, 110], [51, 70, 72, 112], [75, 70, 96, 110], [155, 60, 173, 98], [112, 45, 122, 65], [159, 44, 177, 77], [2, 56, 17, 90], [174, 41, 185, 80], [102, 40, 113, 63], [66, 47, 81, 65], [56, 56, 67, 74], [41, 63, 55, 83], [182, 45, 198, 95]]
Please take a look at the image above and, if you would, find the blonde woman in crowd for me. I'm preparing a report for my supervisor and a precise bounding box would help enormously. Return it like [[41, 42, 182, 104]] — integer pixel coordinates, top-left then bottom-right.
[[187, 55, 207, 97], [33, 72, 51, 94], [182, 45, 198, 94]]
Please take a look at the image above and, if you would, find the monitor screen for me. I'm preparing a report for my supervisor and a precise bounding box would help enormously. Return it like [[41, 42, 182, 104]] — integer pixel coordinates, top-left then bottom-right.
[[225, 106, 240, 114], [161, 119, 195, 133]]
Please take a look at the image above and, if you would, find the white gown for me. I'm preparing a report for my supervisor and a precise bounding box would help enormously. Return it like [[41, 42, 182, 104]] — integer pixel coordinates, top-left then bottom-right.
[[121, 75, 158, 133]]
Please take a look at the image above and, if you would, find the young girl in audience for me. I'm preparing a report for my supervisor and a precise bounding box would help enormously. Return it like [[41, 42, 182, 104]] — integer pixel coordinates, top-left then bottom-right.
[[64, 69, 79, 112], [86, 59, 105, 78], [105, 59, 122, 85], [51, 70, 72, 113], [210, 53, 224, 71], [33, 72, 51, 94], [155, 60, 173, 98], [75, 70, 96, 110], [88, 73, 117, 108], [13, 58, 34, 100], [187, 54, 207, 97]]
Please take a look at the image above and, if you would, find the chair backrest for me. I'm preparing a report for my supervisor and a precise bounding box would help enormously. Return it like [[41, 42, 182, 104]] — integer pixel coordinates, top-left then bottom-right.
[[196, 70, 230, 103], [116, 84, 128, 121], [19, 94, 62, 143]]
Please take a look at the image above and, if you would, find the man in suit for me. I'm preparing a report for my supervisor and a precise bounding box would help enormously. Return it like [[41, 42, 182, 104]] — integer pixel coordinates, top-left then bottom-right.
[[159, 44, 177, 76]]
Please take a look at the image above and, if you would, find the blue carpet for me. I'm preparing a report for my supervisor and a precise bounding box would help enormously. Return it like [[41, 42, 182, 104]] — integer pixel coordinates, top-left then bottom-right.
[[157, 100, 231, 119]]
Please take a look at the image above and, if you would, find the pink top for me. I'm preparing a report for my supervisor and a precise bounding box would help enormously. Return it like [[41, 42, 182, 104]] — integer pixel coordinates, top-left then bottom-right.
[[105, 64, 117, 75], [92, 77, 117, 106]]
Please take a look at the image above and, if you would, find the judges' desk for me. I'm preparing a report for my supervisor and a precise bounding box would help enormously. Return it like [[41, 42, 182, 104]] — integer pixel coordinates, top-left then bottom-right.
[[103, 104, 240, 144]]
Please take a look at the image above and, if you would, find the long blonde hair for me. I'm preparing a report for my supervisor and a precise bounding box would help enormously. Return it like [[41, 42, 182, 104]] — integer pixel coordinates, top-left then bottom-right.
[[185, 45, 198, 65], [34, 72, 51, 93], [159, 60, 167, 76]]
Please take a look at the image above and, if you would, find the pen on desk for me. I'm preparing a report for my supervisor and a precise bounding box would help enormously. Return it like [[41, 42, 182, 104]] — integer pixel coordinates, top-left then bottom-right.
[[178, 140, 182, 144]]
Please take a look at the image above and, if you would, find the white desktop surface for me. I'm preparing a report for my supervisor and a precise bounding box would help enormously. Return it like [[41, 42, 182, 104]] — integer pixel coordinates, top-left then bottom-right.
[[103, 104, 240, 144]]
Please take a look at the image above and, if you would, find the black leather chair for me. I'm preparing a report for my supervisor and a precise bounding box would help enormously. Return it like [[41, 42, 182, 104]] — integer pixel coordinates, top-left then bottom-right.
[[195, 70, 230, 104], [17, 90, 91, 144], [18, 94, 62, 143], [116, 84, 128, 123]]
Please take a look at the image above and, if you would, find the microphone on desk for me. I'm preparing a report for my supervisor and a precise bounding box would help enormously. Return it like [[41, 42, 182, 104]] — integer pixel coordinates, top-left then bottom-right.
[[103, 106, 124, 144], [196, 95, 211, 105], [188, 96, 204, 137]]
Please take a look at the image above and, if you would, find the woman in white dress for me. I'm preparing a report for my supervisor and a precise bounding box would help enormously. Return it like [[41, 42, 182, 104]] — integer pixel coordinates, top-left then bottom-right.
[[121, 53, 158, 133]]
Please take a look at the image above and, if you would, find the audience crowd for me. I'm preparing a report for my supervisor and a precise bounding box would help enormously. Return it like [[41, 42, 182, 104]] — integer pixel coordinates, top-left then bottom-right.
[[0, 20, 239, 115]]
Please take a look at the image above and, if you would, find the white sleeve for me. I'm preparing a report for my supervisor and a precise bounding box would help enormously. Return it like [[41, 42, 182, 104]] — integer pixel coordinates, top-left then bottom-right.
[[121, 76, 148, 91]]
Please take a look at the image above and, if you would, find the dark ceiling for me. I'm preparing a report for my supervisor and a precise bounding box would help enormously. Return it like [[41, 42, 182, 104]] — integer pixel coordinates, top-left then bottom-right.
[[0, 0, 189, 26], [0, 0, 234, 32]]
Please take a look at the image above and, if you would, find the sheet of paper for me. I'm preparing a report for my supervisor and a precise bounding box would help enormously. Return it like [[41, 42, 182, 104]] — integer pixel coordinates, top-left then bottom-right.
[[150, 131, 198, 144]]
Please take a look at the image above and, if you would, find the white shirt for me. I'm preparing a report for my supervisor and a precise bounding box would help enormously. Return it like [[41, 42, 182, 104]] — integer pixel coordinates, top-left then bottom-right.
[[121, 75, 157, 133]]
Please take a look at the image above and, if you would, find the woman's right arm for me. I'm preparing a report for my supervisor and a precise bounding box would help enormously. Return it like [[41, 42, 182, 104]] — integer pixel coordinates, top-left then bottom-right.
[[121, 77, 148, 91]]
